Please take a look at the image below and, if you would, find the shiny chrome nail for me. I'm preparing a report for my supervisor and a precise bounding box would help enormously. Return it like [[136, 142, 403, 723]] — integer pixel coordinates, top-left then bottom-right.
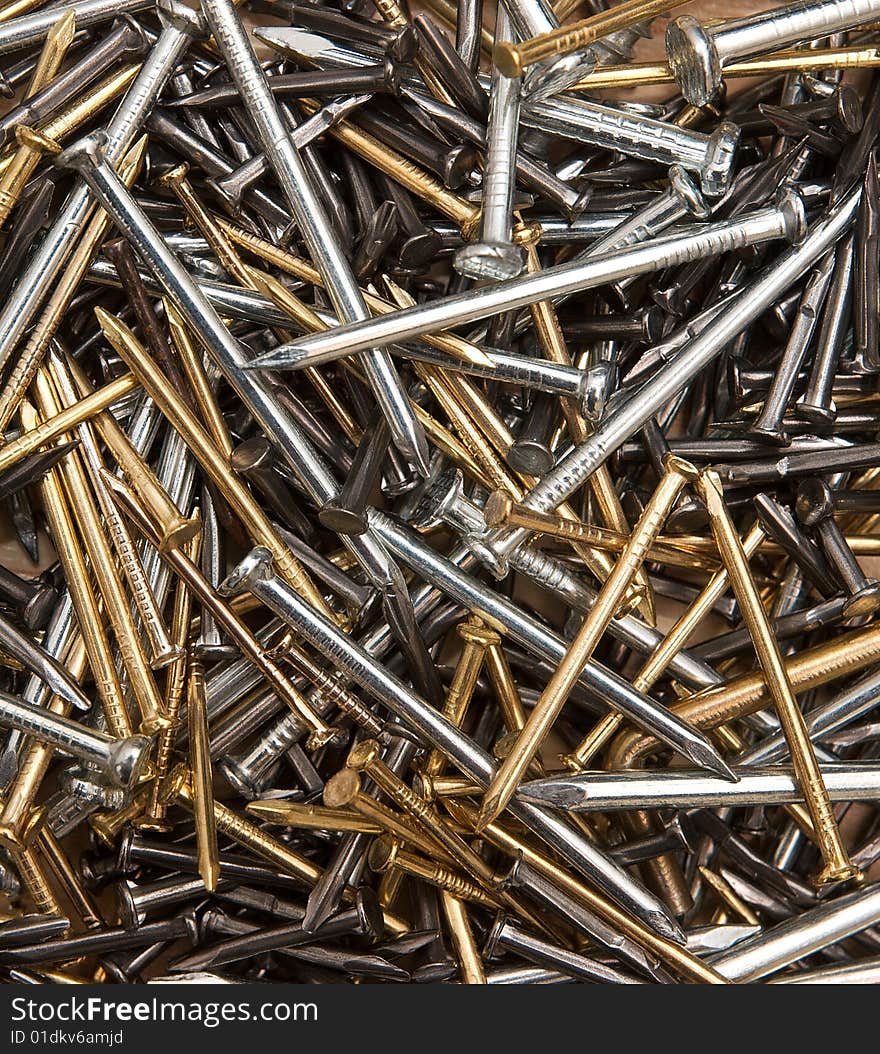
[[249, 192, 805, 370], [220, 546, 683, 940], [667, 0, 880, 105]]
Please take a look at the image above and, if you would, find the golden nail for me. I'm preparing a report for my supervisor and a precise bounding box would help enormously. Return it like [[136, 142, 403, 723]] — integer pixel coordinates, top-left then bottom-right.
[[575, 44, 880, 92], [168, 766, 417, 937], [34, 365, 169, 735], [187, 653, 219, 892], [699, 469, 859, 887], [440, 890, 486, 984], [22, 11, 75, 97], [698, 866, 760, 927], [89, 786, 152, 848], [37, 827, 104, 930], [422, 617, 499, 779], [369, 835, 500, 908], [418, 773, 482, 800], [65, 355, 200, 553], [323, 768, 457, 864], [95, 308, 336, 622], [564, 522, 766, 771], [299, 98, 480, 236], [483, 638, 528, 734], [0, 11, 74, 223], [483, 489, 718, 571], [0, 372, 137, 478], [246, 799, 384, 835], [166, 764, 322, 886], [445, 798, 729, 985], [10, 841, 63, 919], [48, 350, 178, 671], [140, 530, 200, 832], [477, 455, 698, 831], [345, 739, 553, 936], [34, 64, 141, 148], [165, 299, 234, 459], [495, 0, 687, 75], [20, 398, 131, 738], [281, 636, 392, 742], [100, 469, 338, 748]]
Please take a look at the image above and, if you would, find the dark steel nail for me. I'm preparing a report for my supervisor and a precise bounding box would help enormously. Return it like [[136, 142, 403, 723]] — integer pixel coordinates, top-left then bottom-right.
[[355, 106, 479, 191], [7, 487, 39, 565], [0, 561, 57, 630], [146, 109, 292, 229], [749, 248, 836, 444], [319, 415, 391, 534], [171, 891, 382, 972], [413, 14, 488, 121], [852, 151, 880, 371], [483, 914, 645, 985], [692, 595, 848, 662], [796, 477, 880, 618], [353, 199, 399, 279], [0, 913, 70, 947], [118, 829, 309, 893], [609, 814, 701, 866], [559, 306, 664, 344], [401, 86, 588, 219], [753, 492, 839, 596], [252, 0, 399, 47], [799, 233, 853, 422], [231, 437, 316, 541], [174, 61, 400, 108], [0, 178, 52, 296], [0, 913, 199, 965], [507, 391, 556, 476], [0, 18, 148, 149]]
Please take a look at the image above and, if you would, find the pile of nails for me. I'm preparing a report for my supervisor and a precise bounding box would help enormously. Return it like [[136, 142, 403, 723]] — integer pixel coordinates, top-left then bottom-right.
[[6, 0, 880, 990]]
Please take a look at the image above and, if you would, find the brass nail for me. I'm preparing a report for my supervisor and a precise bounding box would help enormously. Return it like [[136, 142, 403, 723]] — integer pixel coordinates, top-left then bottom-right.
[[11, 841, 63, 919], [0, 372, 137, 478], [299, 98, 481, 237], [422, 617, 499, 779], [477, 455, 699, 831], [483, 489, 719, 571], [699, 468, 860, 887], [495, 0, 688, 75], [139, 530, 201, 832], [323, 767, 458, 864], [369, 835, 500, 908], [34, 365, 169, 735], [165, 300, 234, 459], [48, 349, 179, 671], [563, 522, 766, 771], [574, 44, 880, 92], [246, 799, 384, 835], [345, 740, 553, 934], [20, 398, 131, 738], [698, 866, 761, 926], [187, 652, 219, 892], [101, 470, 338, 748], [439, 889, 486, 984], [95, 308, 337, 623], [37, 827, 104, 930], [216, 216, 493, 369], [446, 798, 729, 985], [65, 354, 200, 554]]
